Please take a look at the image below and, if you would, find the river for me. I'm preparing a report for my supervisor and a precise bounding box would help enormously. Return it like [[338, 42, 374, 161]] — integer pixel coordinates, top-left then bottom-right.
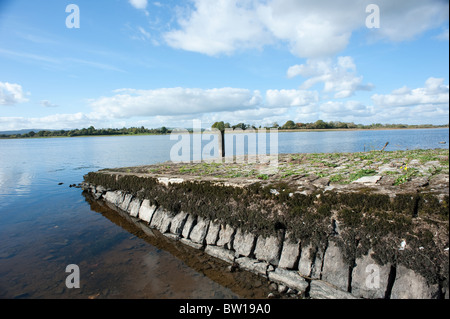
[[0, 128, 448, 298]]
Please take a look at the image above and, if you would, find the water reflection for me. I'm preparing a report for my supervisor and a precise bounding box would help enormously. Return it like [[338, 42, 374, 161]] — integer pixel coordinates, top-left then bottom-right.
[[83, 192, 273, 299]]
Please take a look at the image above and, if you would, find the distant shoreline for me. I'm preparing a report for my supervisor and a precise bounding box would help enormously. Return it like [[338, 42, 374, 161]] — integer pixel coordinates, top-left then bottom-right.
[[0, 126, 448, 139]]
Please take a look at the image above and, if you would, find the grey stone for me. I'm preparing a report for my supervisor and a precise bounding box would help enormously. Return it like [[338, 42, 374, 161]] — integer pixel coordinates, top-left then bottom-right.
[[233, 228, 256, 257], [278, 284, 288, 294], [310, 248, 324, 279], [158, 210, 174, 233], [216, 224, 235, 250], [312, 177, 330, 187], [254, 233, 283, 266], [181, 214, 196, 239], [321, 241, 349, 292], [351, 250, 391, 299], [309, 280, 358, 299], [189, 217, 209, 245], [205, 245, 235, 264], [104, 191, 124, 206], [390, 265, 440, 299], [149, 208, 172, 233], [169, 211, 189, 236], [138, 199, 157, 223], [119, 193, 133, 211], [96, 185, 106, 194], [298, 244, 313, 277], [127, 198, 142, 217], [235, 257, 269, 277], [205, 221, 221, 245], [180, 238, 203, 250], [278, 233, 301, 269], [268, 268, 308, 293], [298, 244, 323, 278], [352, 176, 381, 185]]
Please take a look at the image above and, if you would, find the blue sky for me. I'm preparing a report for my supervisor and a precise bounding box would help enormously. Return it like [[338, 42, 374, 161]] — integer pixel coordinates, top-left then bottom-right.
[[0, 0, 448, 131]]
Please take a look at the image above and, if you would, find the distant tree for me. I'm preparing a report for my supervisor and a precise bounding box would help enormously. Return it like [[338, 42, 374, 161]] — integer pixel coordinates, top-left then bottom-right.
[[212, 121, 226, 132], [160, 126, 168, 134], [232, 123, 247, 130], [314, 120, 329, 129], [281, 120, 296, 129]]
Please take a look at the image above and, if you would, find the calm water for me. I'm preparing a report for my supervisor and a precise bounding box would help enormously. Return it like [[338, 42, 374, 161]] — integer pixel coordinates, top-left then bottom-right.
[[0, 128, 448, 299]]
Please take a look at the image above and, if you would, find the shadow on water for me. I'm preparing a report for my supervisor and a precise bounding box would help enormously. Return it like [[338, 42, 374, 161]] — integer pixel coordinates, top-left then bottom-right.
[[81, 191, 274, 299]]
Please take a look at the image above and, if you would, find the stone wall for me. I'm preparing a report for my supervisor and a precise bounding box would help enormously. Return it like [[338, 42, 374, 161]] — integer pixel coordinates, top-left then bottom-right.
[[81, 182, 448, 299]]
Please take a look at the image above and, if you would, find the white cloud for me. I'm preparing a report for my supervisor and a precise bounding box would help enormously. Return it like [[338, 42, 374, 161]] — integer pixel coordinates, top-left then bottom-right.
[[0, 82, 29, 105], [0, 113, 93, 131], [287, 56, 374, 99], [320, 100, 374, 118], [163, 0, 449, 58], [129, 0, 148, 10], [89, 87, 263, 118], [372, 77, 449, 107], [40, 100, 58, 108], [164, 0, 272, 56], [265, 89, 318, 107]]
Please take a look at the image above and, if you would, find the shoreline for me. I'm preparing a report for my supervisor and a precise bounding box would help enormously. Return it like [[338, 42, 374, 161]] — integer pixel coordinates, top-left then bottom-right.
[[0, 126, 448, 140], [81, 148, 449, 299]]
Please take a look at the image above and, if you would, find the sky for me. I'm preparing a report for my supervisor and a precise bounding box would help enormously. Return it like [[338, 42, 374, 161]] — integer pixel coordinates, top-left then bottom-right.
[[0, 0, 448, 131]]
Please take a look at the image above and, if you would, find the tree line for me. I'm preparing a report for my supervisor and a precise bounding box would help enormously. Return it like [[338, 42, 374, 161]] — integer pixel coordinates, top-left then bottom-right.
[[0, 126, 170, 139], [1, 121, 447, 139], [213, 120, 448, 130]]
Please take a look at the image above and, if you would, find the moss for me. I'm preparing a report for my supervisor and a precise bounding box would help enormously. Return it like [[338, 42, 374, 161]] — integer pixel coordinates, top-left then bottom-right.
[[84, 171, 448, 285]]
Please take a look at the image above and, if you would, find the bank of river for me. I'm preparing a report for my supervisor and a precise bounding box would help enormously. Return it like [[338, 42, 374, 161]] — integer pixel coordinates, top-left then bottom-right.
[[83, 148, 449, 299]]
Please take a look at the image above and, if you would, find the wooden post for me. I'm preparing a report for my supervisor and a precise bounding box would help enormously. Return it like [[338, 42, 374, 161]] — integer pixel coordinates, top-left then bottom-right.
[[218, 129, 225, 158]]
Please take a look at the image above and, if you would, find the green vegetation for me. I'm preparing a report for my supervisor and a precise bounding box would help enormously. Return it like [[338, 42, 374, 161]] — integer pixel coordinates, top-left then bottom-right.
[[0, 126, 171, 139], [84, 169, 449, 284], [1, 120, 447, 139]]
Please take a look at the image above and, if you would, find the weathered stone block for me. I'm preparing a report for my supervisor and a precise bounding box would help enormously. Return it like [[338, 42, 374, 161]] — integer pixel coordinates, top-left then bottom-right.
[[321, 241, 349, 292], [180, 238, 203, 250], [150, 207, 172, 233], [205, 221, 220, 245], [127, 198, 142, 217], [235, 257, 268, 277], [254, 233, 283, 266], [390, 265, 440, 299], [119, 193, 133, 212], [309, 280, 358, 299], [352, 176, 381, 185], [104, 191, 124, 206], [268, 268, 308, 293], [138, 199, 157, 223], [158, 210, 173, 233], [278, 233, 301, 269], [216, 224, 235, 250], [351, 250, 391, 299], [205, 245, 235, 264], [181, 214, 196, 239], [298, 244, 323, 279], [233, 228, 256, 257], [169, 211, 189, 236], [189, 217, 209, 245]]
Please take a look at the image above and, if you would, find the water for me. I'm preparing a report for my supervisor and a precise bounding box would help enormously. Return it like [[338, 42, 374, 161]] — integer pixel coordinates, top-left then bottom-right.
[[0, 128, 448, 299]]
